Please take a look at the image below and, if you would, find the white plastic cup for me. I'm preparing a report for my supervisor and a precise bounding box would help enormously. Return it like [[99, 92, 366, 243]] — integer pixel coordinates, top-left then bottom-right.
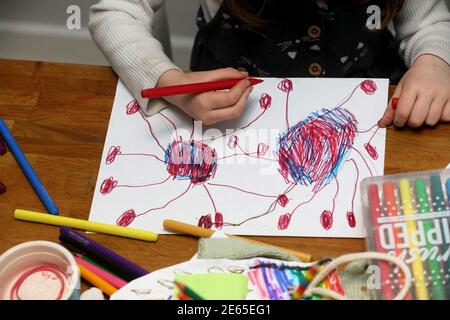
[[0, 241, 80, 300]]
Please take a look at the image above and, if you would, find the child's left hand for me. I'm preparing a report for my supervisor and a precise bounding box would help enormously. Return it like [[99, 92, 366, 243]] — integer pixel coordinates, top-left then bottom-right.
[[378, 54, 450, 128]]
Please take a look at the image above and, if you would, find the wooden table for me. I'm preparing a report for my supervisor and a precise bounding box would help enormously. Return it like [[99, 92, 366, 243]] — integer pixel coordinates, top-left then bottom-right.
[[1, 59, 449, 291]]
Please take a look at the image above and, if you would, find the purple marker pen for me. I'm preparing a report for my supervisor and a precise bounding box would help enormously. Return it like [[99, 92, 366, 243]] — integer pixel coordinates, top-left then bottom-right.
[[59, 227, 148, 281]]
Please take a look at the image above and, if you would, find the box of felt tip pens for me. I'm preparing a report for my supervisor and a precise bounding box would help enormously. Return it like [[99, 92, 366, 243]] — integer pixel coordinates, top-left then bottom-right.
[[361, 168, 450, 300]]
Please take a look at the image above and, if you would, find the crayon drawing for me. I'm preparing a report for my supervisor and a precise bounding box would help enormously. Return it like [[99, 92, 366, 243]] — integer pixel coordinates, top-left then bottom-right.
[[89, 78, 387, 237]]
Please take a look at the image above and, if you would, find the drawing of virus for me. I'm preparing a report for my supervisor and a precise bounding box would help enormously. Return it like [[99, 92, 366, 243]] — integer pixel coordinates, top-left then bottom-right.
[[100, 94, 275, 229], [165, 140, 217, 184], [99, 79, 381, 232], [271, 79, 379, 230]]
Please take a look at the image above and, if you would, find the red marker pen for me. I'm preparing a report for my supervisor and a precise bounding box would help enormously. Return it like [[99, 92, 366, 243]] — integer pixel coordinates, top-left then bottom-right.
[[141, 78, 264, 99], [391, 97, 399, 109]]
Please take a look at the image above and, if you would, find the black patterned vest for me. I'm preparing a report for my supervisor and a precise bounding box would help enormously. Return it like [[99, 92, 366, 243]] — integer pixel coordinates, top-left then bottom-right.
[[190, 0, 406, 83]]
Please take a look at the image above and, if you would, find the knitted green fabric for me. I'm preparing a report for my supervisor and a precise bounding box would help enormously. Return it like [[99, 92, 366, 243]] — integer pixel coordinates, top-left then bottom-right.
[[197, 238, 299, 261]]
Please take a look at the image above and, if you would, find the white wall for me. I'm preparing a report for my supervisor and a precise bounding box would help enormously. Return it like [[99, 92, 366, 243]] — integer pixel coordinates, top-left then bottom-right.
[[0, 0, 181, 67], [165, 0, 198, 70], [0, 0, 108, 65]]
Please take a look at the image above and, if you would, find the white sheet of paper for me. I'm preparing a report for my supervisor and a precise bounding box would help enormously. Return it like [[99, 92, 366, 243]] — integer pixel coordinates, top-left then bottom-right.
[[89, 78, 387, 237]]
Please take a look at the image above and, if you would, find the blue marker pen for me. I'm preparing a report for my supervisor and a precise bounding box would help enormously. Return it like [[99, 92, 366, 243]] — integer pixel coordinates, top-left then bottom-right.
[[0, 117, 59, 215]]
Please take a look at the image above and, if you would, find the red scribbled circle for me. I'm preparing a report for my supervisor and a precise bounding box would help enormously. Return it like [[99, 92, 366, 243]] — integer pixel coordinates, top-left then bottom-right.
[[278, 79, 293, 93], [257, 143, 269, 157], [166, 140, 218, 185], [278, 213, 292, 230], [259, 93, 272, 110], [116, 209, 136, 227], [277, 108, 357, 192], [100, 177, 118, 195], [360, 80, 377, 95], [277, 194, 289, 207], [347, 211, 356, 228], [320, 210, 333, 230], [106, 146, 121, 165], [228, 135, 239, 149], [198, 214, 213, 229], [125, 100, 140, 115], [214, 212, 223, 230], [364, 143, 378, 160]]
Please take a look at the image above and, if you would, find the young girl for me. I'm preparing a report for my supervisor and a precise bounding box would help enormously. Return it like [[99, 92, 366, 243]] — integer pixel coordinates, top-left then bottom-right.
[[89, 0, 450, 128]]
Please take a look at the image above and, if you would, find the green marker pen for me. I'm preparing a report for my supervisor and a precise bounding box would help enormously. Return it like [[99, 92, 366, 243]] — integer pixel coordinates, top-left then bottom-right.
[[415, 178, 446, 300]]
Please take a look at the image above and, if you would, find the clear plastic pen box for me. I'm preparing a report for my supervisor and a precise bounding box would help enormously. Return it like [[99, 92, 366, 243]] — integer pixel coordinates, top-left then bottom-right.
[[360, 168, 450, 300]]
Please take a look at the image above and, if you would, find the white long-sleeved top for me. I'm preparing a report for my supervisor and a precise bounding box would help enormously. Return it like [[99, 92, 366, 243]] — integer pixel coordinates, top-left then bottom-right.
[[88, 0, 450, 116]]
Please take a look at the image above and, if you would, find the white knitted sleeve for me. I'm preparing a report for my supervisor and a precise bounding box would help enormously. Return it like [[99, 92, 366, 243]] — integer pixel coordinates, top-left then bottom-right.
[[88, 0, 180, 116], [395, 0, 450, 68]]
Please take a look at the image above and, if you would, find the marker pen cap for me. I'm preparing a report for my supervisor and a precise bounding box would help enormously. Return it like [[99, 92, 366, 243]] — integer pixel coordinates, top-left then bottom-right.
[[0, 241, 80, 300]]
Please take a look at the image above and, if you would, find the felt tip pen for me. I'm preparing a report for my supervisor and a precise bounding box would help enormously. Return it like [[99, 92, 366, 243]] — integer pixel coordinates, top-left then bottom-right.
[[446, 178, 450, 205], [415, 178, 446, 300], [391, 97, 399, 109], [0, 117, 59, 215], [431, 175, 446, 211], [368, 184, 393, 300], [141, 78, 263, 99], [15, 209, 158, 242], [59, 227, 149, 281], [175, 281, 204, 300], [399, 179, 429, 300]]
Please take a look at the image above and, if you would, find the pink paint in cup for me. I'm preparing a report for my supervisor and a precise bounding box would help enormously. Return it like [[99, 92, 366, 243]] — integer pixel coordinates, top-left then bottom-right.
[[0, 241, 80, 300]]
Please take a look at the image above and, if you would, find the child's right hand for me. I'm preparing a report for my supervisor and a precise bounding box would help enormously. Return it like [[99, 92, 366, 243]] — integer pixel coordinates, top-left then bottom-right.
[[155, 68, 253, 125]]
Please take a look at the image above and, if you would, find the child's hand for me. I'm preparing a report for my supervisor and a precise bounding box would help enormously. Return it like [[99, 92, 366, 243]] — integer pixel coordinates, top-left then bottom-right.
[[378, 54, 450, 128], [156, 68, 252, 125]]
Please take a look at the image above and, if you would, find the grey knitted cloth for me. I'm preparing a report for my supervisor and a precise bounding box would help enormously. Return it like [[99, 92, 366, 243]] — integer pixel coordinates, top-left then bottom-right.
[[197, 238, 299, 261]]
